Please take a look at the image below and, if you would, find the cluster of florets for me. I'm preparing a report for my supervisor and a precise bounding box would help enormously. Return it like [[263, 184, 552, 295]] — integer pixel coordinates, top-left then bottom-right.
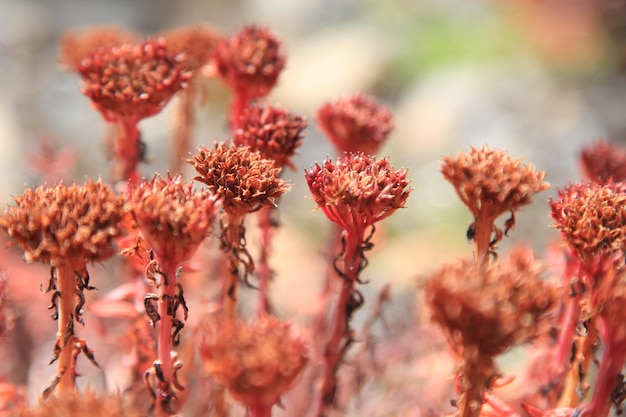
[[78, 37, 191, 121], [190, 142, 290, 217], [580, 140, 626, 184], [305, 153, 411, 232], [0, 180, 127, 269], [441, 146, 549, 220], [200, 316, 308, 407], [58, 26, 138, 70], [211, 25, 285, 99], [317, 93, 394, 155], [130, 174, 220, 262], [161, 25, 220, 73]]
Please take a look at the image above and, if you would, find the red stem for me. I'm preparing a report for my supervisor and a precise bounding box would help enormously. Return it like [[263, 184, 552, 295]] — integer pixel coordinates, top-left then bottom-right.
[[584, 319, 626, 417], [473, 211, 494, 265], [250, 402, 272, 417], [55, 264, 77, 395], [116, 117, 141, 184], [312, 227, 364, 417], [171, 84, 195, 173], [155, 257, 179, 417], [229, 90, 248, 132], [256, 206, 273, 317]]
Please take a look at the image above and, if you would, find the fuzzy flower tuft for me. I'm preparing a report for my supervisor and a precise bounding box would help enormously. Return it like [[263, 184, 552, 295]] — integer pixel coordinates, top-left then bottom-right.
[[130, 174, 220, 262], [550, 182, 626, 262], [17, 391, 140, 417], [190, 142, 290, 217], [305, 153, 411, 232], [78, 37, 191, 121], [580, 140, 626, 185], [161, 25, 220, 73], [200, 316, 308, 407], [0, 180, 127, 269], [317, 93, 394, 155], [211, 25, 285, 99], [58, 26, 138, 71], [233, 102, 307, 170], [424, 246, 558, 358], [441, 146, 549, 221]]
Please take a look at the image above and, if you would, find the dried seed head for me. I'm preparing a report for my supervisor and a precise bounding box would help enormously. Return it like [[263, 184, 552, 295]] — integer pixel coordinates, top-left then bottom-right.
[[58, 26, 138, 71], [212, 25, 285, 99], [550, 182, 626, 262], [305, 153, 411, 232], [580, 140, 626, 185], [317, 93, 394, 155], [0, 180, 127, 269], [130, 174, 219, 262], [233, 102, 307, 170], [424, 246, 558, 359], [17, 391, 140, 417], [200, 316, 308, 407], [161, 25, 220, 73], [441, 146, 549, 220], [79, 37, 191, 121], [190, 142, 290, 217]]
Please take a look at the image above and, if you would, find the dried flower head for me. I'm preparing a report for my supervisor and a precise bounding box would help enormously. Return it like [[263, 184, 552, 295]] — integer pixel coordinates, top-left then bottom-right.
[[441, 146, 549, 222], [305, 153, 411, 232], [212, 25, 285, 99], [79, 37, 191, 121], [190, 142, 290, 217], [424, 246, 558, 358], [58, 26, 138, 70], [550, 182, 626, 262], [17, 391, 140, 417], [580, 140, 626, 185], [317, 93, 394, 155], [130, 174, 219, 262], [233, 102, 307, 170], [161, 25, 220, 73], [200, 316, 308, 407], [0, 180, 127, 269]]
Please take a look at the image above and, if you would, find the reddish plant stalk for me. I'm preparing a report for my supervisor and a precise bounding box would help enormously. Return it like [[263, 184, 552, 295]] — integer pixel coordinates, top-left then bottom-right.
[[154, 257, 178, 417], [171, 86, 195, 173], [250, 402, 272, 417], [116, 117, 141, 184], [458, 356, 495, 417], [256, 206, 274, 317], [55, 265, 77, 395], [583, 321, 626, 417], [223, 215, 245, 323], [473, 211, 495, 265], [229, 90, 248, 131], [313, 226, 364, 417]]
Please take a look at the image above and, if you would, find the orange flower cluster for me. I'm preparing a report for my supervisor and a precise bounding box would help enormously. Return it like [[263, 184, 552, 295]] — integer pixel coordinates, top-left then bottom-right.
[[58, 26, 138, 70], [162, 25, 220, 73], [424, 247, 557, 359], [317, 93, 394, 155], [200, 316, 308, 407], [130, 174, 220, 262], [305, 153, 411, 232], [211, 25, 285, 99], [441, 146, 549, 221], [550, 182, 626, 262], [580, 140, 626, 184], [17, 391, 140, 417], [0, 181, 126, 269], [233, 103, 307, 169], [190, 142, 290, 217], [78, 38, 191, 121]]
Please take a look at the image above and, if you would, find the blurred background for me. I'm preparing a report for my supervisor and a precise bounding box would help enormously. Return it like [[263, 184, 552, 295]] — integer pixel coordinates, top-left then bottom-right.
[[2, 0, 626, 411]]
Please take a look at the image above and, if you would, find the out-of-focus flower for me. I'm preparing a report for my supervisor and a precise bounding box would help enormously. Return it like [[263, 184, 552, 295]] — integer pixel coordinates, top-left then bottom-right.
[[580, 140, 626, 184], [317, 93, 393, 156], [130, 174, 219, 263], [305, 153, 411, 233], [161, 25, 220, 74], [200, 316, 307, 408], [211, 25, 285, 100], [234, 102, 307, 170], [58, 26, 138, 71], [190, 142, 290, 218], [78, 37, 191, 122], [0, 180, 127, 269], [17, 391, 140, 417]]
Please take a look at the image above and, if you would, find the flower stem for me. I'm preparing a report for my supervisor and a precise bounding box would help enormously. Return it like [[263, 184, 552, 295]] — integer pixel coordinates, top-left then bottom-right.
[[229, 90, 248, 132], [116, 117, 141, 184], [458, 355, 494, 417], [313, 228, 364, 417], [250, 403, 272, 417], [473, 211, 494, 265], [256, 206, 274, 317], [171, 85, 195, 173], [223, 215, 244, 324], [55, 264, 77, 395]]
